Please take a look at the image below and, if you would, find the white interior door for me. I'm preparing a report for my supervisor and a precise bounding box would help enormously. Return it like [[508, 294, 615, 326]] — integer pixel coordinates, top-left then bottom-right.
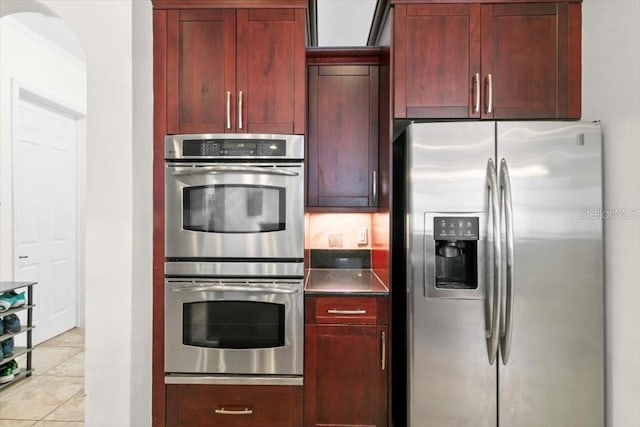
[[13, 90, 78, 345]]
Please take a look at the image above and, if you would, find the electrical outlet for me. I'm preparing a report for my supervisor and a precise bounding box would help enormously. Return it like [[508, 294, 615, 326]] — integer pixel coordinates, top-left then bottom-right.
[[356, 227, 368, 245], [328, 234, 343, 248]]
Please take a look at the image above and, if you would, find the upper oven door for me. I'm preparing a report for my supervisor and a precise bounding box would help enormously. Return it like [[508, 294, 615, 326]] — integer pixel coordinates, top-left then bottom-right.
[[165, 162, 304, 260]]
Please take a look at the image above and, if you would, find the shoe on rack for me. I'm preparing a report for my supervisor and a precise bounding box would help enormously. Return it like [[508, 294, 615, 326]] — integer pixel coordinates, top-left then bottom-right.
[[7, 360, 18, 376], [12, 292, 26, 308], [0, 291, 26, 312], [0, 296, 11, 312], [3, 314, 21, 333], [0, 343, 3, 361], [1, 338, 14, 358], [0, 362, 14, 384], [6, 291, 25, 308], [0, 318, 4, 335]]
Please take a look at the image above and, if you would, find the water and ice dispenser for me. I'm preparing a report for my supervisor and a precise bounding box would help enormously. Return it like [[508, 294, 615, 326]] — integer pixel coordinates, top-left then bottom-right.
[[433, 217, 479, 290]]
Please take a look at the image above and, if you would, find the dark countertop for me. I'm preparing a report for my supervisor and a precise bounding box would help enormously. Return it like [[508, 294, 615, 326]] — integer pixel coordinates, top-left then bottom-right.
[[304, 269, 389, 295]]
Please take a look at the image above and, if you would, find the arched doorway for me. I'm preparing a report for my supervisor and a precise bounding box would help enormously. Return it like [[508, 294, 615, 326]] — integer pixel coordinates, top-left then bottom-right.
[[1, 11, 87, 344]]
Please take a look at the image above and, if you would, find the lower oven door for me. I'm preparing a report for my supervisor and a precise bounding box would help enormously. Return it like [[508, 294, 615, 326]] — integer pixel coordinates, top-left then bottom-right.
[[165, 278, 303, 376]]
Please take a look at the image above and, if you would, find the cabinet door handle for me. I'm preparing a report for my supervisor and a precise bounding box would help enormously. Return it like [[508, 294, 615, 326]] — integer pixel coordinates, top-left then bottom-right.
[[215, 408, 253, 415], [372, 170, 378, 205], [486, 74, 493, 114], [226, 91, 231, 129], [327, 309, 366, 315], [381, 331, 386, 371], [238, 90, 243, 130], [473, 73, 480, 113]]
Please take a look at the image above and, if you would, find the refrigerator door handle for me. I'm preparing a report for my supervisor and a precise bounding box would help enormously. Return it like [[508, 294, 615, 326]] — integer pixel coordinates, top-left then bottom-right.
[[499, 159, 515, 364], [486, 158, 502, 365]]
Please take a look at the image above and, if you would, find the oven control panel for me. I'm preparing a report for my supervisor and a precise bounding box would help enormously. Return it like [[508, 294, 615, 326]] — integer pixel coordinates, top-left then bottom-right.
[[182, 139, 286, 157], [166, 134, 304, 160]]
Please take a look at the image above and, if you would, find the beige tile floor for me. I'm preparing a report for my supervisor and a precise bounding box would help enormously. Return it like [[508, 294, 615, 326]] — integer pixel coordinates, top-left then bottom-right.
[[0, 328, 85, 426]]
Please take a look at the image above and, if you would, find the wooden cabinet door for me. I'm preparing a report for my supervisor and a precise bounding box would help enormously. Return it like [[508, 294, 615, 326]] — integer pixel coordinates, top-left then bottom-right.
[[308, 65, 379, 209], [305, 324, 388, 427], [236, 8, 306, 134], [480, 2, 581, 119], [166, 9, 236, 134], [394, 4, 480, 119]]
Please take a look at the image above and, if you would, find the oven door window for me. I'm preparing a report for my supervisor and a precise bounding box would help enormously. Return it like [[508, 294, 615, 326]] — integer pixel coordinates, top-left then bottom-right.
[[183, 185, 285, 233], [183, 301, 285, 349]]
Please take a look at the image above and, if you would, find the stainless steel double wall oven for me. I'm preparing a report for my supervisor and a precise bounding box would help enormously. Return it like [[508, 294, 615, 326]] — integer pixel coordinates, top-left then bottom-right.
[[164, 134, 304, 385]]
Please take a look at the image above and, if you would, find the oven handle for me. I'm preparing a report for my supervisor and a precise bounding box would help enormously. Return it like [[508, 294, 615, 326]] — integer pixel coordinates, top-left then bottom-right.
[[169, 284, 299, 294], [170, 165, 300, 177]]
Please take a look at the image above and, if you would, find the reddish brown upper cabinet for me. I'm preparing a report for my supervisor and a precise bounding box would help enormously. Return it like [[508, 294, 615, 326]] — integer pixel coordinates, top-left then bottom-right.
[[163, 7, 306, 135], [307, 51, 381, 210], [394, 3, 481, 119], [305, 296, 389, 427], [393, 1, 581, 120]]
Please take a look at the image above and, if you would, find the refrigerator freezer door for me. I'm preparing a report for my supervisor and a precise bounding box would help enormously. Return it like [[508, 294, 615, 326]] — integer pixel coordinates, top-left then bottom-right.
[[406, 122, 497, 427], [496, 122, 604, 427]]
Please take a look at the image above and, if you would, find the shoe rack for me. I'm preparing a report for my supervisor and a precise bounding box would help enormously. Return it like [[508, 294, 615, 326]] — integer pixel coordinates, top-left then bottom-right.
[[0, 281, 36, 391]]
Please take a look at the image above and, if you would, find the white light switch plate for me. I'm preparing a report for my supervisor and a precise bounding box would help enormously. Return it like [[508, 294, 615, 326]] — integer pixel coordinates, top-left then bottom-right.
[[356, 227, 368, 245]]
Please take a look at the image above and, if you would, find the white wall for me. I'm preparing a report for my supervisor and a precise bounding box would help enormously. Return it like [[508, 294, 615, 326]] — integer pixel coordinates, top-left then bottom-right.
[[36, 1, 131, 424], [131, 0, 154, 425], [582, 1, 640, 426], [317, 0, 376, 46], [0, 16, 86, 280]]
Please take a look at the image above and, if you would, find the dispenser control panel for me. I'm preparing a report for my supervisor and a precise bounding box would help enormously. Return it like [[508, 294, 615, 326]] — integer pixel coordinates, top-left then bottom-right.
[[434, 217, 479, 241]]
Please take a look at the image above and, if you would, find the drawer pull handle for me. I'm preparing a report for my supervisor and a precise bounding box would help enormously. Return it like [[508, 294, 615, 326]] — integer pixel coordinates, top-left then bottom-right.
[[327, 309, 366, 315], [215, 408, 253, 415]]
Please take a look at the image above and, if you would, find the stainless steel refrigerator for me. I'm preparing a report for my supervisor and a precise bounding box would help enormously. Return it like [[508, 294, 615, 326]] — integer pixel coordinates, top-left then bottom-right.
[[395, 121, 604, 427]]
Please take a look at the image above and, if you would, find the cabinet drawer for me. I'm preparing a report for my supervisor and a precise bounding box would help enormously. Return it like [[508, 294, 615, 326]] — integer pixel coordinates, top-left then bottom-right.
[[314, 297, 378, 325], [168, 384, 302, 427]]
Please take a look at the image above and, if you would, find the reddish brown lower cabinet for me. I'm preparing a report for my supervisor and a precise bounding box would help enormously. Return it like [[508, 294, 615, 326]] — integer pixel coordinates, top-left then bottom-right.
[[166, 384, 302, 427], [305, 296, 389, 427]]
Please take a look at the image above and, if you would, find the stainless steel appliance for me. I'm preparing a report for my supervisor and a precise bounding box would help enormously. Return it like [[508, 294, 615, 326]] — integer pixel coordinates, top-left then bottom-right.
[[395, 122, 604, 426], [164, 277, 303, 383], [165, 133, 304, 276], [164, 133, 305, 385]]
